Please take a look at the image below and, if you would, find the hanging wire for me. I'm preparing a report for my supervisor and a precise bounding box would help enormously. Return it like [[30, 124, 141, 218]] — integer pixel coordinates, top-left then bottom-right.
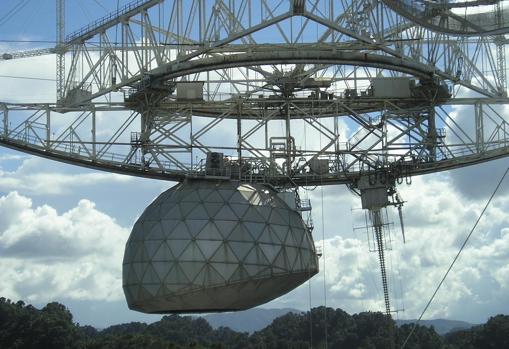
[[19, 0, 41, 38], [352, 208, 383, 307], [0, 0, 31, 28], [303, 95, 314, 349], [308, 266, 313, 349], [318, 110, 328, 349], [398, 266, 406, 318], [401, 165, 509, 349], [115, 0, 120, 44], [92, 0, 109, 12], [320, 185, 328, 349], [75, 1, 94, 21], [0, 75, 55, 82]]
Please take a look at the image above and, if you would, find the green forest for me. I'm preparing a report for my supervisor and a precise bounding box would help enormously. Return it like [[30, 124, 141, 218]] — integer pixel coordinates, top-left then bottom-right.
[[0, 297, 507, 349]]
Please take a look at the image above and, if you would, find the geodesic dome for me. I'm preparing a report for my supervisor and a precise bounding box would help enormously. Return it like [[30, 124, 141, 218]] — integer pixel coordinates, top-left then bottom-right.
[[122, 179, 319, 313]]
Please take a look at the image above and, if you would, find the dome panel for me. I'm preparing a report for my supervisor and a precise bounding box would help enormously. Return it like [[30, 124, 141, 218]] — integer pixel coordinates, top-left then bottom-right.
[[142, 264, 161, 284], [244, 263, 261, 277], [161, 205, 181, 220], [196, 239, 222, 259], [210, 243, 238, 263], [144, 240, 163, 258], [169, 222, 191, 239], [215, 204, 237, 220], [152, 261, 172, 280], [230, 203, 250, 219], [244, 221, 265, 241], [204, 190, 224, 203], [270, 224, 289, 243], [179, 261, 205, 282], [132, 244, 149, 262], [244, 245, 269, 265], [259, 243, 281, 263], [123, 179, 319, 313], [179, 241, 206, 261], [227, 222, 252, 242], [258, 226, 277, 244], [187, 205, 209, 220], [167, 239, 190, 258], [211, 262, 238, 281], [214, 220, 237, 238], [196, 222, 223, 241], [185, 219, 208, 237], [146, 223, 165, 240], [179, 201, 198, 217], [229, 241, 253, 261], [203, 202, 224, 216], [160, 219, 179, 235]]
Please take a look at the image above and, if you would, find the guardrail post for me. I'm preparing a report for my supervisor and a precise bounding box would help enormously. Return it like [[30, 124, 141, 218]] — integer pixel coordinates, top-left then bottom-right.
[[1, 104, 7, 138], [46, 106, 51, 150], [92, 109, 97, 160]]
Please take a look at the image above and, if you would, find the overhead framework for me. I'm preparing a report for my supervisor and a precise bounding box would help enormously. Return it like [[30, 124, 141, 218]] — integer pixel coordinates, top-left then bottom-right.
[[56, 0, 65, 102], [384, 0, 509, 36], [2, 0, 509, 315]]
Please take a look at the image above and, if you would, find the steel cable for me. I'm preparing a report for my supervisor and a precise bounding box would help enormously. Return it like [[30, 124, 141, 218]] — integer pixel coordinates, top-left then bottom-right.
[[0, 0, 31, 28], [400, 165, 509, 349]]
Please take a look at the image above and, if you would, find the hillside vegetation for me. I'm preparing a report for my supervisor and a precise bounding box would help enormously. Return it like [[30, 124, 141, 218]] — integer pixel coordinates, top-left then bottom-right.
[[0, 297, 507, 348]]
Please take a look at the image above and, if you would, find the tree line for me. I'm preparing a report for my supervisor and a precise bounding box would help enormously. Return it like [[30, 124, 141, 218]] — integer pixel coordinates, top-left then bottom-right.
[[0, 297, 507, 348]]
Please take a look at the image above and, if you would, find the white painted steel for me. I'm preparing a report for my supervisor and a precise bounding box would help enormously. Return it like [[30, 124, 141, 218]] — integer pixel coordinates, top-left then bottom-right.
[[123, 179, 319, 313]]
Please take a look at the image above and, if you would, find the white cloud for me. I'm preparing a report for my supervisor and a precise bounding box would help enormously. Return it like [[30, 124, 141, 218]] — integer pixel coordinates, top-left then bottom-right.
[[0, 167, 133, 196], [1, 138, 508, 324], [1, 4, 508, 326], [0, 191, 129, 303], [287, 166, 509, 323], [0, 153, 29, 161]]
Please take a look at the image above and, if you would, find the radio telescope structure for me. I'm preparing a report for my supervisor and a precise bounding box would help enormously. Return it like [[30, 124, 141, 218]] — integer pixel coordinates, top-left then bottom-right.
[[2, 0, 509, 315]]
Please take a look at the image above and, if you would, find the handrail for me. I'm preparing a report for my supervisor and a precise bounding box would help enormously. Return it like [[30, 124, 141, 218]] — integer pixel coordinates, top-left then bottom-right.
[[66, 0, 161, 44], [383, 0, 509, 36]]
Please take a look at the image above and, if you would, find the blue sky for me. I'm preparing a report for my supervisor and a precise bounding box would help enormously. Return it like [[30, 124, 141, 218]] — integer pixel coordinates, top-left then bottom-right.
[[1, 0, 509, 328]]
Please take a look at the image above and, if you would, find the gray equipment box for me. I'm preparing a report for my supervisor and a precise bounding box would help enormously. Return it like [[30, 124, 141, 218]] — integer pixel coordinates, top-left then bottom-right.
[[309, 158, 329, 174], [206, 152, 224, 175], [177, 82, 204, 100], [371, 77, 412, 98], [357, 175, 389, 210]]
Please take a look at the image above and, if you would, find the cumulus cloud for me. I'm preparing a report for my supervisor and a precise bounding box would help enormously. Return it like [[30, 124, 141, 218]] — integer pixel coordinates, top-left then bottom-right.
[[443, 99, 509, 200], [1, 155, 508, 324], [0, 157, 133, 195], [0, 191, 129, 303], [0, 154, 171, 226], [0, 6, 508, 325], [289, 168, 509, 323]]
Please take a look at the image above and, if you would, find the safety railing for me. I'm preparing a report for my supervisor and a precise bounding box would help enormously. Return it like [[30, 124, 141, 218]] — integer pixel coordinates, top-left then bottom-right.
[[66, 0, 161, 43]]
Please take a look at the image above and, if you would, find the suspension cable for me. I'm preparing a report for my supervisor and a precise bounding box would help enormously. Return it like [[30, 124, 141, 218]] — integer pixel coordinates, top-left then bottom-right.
[[321, 185, 328, 349], [401, 165, 509, 349], [308, 266, 313, 349], [0, 0, 31, 28], [304, 108, 313, 349], [318, 107, 328, 349]]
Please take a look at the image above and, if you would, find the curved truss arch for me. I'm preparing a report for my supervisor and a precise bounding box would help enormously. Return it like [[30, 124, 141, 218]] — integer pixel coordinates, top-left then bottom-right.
[[3, 0, 509, 318], [0, 0, 508, 188], [383, 0, 509, 36]]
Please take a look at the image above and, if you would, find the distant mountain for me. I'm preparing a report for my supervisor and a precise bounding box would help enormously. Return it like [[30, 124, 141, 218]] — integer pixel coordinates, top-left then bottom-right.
[[396, 319, 475, 335], [201, 308, 476, 335], [200, 307, 302, 333]]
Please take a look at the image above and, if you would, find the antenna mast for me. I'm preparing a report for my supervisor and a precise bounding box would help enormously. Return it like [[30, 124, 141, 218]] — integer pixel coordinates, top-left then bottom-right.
[[56, 0, 65, 104]]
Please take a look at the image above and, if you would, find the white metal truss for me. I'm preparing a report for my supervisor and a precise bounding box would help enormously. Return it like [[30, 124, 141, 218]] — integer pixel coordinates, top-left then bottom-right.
[[3, 0, 509, 318], [0, 0, 509, 188]]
